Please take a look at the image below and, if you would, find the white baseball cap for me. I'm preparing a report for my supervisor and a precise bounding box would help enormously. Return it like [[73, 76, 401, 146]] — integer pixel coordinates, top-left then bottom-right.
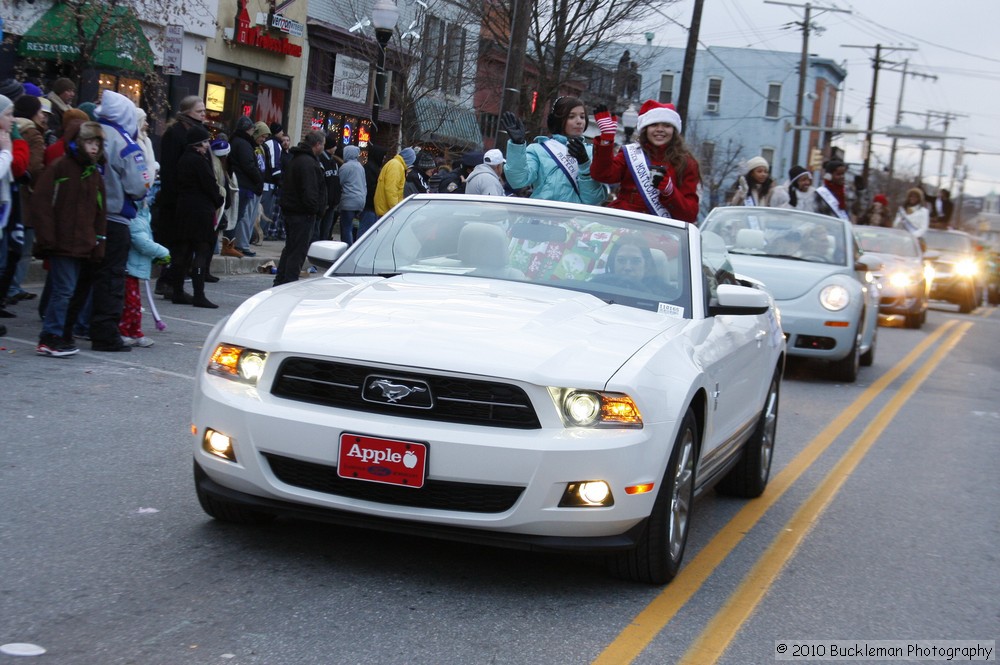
[[484, 148, 506, 165]]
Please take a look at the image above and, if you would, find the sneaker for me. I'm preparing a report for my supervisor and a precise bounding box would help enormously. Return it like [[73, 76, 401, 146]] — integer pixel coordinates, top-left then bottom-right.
[[37, 337, 79, 357], [239, 249, 257, 257], [92, 340, 132, 352], [133, 336, 155, 348], [73, 329, 91, 341], [121, 336, 139, 347]]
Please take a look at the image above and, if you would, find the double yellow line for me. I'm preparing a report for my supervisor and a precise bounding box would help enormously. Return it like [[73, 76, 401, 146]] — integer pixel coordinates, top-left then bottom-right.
[[594, 318, 972, 665]]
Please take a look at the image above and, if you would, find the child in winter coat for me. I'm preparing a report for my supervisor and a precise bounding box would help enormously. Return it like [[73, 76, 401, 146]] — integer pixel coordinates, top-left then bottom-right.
[[118, 211, 169, 347], [590, 100, 701, 222], [30, 121, 107, 357]]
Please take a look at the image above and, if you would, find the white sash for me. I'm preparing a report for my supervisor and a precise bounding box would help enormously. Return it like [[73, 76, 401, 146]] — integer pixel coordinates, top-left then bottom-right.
[[895, 210, 917, 234], [539, 139, 580, 199], [624, 143, 671, 217], [744, 194, 756, 206], [816, 186, 849, 220]]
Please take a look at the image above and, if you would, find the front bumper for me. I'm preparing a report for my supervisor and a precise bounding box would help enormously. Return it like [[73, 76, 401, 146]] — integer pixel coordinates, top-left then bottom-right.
[[193, 372, 676, 543]]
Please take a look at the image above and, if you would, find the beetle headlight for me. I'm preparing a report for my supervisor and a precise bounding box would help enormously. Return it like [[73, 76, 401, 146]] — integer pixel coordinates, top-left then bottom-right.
[[208, 344, 268, 385], [548, 388, 643, 428], [819, 284, 850, 311]]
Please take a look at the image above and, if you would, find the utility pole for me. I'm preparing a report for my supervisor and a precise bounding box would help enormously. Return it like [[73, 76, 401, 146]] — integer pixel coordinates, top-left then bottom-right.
[[936, 112, 967, 189], [766, 1, 850, 166], [843, 43, 916, 193], [676, 0, 705, 128], [498, 0, 530, 146], [886, 61, 937, 183]]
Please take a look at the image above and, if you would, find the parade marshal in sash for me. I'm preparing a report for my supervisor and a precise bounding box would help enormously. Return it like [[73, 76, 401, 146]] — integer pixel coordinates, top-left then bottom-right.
[[590, 100, 701, 223], [811, 158, 853, 222]]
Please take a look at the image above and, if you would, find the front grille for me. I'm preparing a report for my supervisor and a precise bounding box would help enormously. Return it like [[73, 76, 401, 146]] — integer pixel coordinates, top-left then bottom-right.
[[264, 453, 524, 513], [271, 358, 541, 429]]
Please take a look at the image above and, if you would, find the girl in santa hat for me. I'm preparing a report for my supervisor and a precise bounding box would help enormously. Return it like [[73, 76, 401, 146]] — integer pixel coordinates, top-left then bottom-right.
[[498, 97, 607, 205], [590, 100, 700, 223], [729, 155, 779, 207]]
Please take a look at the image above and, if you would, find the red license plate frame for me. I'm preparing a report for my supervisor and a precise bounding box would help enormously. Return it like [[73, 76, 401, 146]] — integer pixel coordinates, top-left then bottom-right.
[[337, 433, 428, 489]]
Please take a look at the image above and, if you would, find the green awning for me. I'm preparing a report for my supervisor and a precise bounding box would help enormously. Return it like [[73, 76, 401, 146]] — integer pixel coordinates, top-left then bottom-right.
[[414, 98, 484, 151], [17, 3, 155, 72]]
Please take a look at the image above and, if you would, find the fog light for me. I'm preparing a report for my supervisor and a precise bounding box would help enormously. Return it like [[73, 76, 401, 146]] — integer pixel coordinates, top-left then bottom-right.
[[203, 428, 236, 462], [559, 481, 614, 507]]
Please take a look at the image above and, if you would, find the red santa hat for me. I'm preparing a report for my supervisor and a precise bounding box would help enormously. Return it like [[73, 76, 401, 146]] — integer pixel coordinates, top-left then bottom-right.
[[637, 100, 682, 135]]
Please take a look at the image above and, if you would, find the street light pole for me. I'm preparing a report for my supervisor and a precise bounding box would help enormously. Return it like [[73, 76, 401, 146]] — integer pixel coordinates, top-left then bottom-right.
[[371, 0, 399, 134], [622, 104, 638, 144]]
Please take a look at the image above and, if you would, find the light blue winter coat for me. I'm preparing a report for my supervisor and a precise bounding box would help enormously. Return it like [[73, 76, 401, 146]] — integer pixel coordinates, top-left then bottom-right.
[[338, 145, 367, 211], [125, 207, 169, 280], [503, 135, 606, 205]]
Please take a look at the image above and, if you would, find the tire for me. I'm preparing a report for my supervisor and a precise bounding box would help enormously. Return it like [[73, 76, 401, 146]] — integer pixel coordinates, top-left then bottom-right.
[[860, 326, 876, 367], [717, 368, 779, 498], [608, 409, 698, 585], [829, 332, 860, 382], [904, 312, 922, 329], [195, 464, 276, 526], [958, 286, 976, 313]]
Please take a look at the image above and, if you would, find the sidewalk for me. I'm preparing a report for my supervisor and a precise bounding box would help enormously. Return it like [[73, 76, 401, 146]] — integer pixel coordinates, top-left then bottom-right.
[[23, 239, 290, 288]]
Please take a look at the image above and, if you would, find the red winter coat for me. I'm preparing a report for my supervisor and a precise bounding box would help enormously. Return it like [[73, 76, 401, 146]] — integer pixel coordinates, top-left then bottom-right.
[[591, 139, 700, 223]]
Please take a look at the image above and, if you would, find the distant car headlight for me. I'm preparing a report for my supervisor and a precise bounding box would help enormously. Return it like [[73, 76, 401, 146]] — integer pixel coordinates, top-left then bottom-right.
[[819, 284, 850, 311], [208, 344, 268, 385], [923, 263, 935, 283], [548, 388, 643, 428], [888, 270, 917, 288], [955, 259, 978, 277]]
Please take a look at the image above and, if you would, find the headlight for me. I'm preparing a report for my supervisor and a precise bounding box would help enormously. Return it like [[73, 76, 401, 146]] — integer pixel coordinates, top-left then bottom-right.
[[548, 388, 643, 428], [923, 263, 936, 283], [955, 259, 978, 277], [819, 284, 850, 311], [887, 270, 916, 288], [208, 344, 268, 385]]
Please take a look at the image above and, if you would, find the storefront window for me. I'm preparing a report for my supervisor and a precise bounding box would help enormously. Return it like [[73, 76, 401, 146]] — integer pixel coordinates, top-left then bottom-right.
[[306, 110, 372, 149], [96, 73, 143, 106]]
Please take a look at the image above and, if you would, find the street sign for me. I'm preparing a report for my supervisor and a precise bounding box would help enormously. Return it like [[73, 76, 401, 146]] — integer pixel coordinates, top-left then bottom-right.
[[163, 24, 183, 76]]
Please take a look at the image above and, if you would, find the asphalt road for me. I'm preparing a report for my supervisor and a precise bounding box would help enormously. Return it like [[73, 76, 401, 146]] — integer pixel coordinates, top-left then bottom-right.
[[1, 274, 997, 665]]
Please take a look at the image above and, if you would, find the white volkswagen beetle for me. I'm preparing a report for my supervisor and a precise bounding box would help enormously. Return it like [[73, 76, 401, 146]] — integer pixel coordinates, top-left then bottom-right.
[[192, 195, 785, 584]]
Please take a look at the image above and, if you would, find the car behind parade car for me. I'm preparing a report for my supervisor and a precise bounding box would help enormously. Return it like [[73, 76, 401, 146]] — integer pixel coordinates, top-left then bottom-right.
[[192, 194, 785, 584], [923, 228, 984, 313], [701, 206, 879, 382], [855, 225, 931, 328]]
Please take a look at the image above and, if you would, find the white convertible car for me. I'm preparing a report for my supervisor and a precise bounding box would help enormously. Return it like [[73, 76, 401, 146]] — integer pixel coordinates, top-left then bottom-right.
[[192, 195, 785, 584]]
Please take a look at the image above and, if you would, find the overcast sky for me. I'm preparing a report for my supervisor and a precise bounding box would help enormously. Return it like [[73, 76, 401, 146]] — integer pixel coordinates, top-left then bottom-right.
[[647, 0, 1000, 197]]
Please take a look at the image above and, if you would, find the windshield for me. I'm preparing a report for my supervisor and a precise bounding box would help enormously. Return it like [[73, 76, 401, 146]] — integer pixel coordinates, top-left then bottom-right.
[[924, 231, 973, 254], [856, 228, 921, 258], [702, 208, 848, 266], [333, 198, 692, 315]]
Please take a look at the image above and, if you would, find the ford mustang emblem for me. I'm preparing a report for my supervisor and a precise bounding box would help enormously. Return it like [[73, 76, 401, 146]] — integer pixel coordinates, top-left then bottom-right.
[[363, 377, 433, 408]]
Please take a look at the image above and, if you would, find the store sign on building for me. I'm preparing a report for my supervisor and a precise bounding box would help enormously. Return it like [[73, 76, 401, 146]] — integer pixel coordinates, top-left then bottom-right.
[[332, 55, 370, 105], [231, 0, 302, 57]]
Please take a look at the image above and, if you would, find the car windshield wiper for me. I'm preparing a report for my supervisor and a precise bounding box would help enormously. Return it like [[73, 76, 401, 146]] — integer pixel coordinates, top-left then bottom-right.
[[768, 254, 811, 262]]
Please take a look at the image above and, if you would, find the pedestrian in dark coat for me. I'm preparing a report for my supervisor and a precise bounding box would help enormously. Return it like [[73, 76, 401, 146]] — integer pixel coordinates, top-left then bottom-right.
[[273, 130, 325, 287], [224, 116, 264, 256], [172, 124, 224, 308]]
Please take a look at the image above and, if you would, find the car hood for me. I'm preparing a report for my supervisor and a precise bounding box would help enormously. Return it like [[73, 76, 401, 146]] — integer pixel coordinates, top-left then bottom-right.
[[863, 252, 922, 273], [223, 274, 688, 386], [726, 254, 852, 300]]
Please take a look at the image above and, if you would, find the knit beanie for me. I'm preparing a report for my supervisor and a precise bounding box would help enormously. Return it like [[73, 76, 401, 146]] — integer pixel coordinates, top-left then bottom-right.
[[788, 165, 809, 183], [399, 147, 416, 167], [77, 102, 98, 121], [415, 151, 437, 171], [745, 156, 769, 173], [52, 78, 76, 95], [23, 82, 43, 97], [186, 124, 211, 145], [234, 115, 254, 135], [211, 138, 231, 156], [0, 94, 12, 117], [13, 94, 42, 119], [269, 122, 283, 136], [0, 79, 24, 100], [823, 158, 845, 173], [636, 99, 682, 134], [324, 133, 338, 151]]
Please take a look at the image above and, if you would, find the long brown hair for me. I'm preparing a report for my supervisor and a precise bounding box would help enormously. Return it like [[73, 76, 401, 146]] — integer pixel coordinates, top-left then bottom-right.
[[641, 128, 696, 180]]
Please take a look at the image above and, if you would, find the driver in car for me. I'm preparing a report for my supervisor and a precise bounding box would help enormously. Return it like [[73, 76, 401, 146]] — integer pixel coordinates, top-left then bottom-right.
[[591, 234, 670, 293]]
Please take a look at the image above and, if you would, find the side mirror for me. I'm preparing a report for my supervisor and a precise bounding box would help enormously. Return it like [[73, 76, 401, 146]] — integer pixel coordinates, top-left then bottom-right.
[[307, 240, 349, 271], [709, 284, 772, 316], [923, 249, 940, 261], [855, 255, 882, 272]]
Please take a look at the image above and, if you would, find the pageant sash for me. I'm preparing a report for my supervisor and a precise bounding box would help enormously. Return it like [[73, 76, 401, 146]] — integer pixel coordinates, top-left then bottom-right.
[[624, 143, 671, 218], [539, 139, 581, 200], [816, 186, 849, 220]]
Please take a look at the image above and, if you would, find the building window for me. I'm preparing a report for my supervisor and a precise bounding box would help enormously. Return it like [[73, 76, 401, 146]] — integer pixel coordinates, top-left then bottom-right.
[[761, 147, 775, 167], [308, 48, 333, 92], [766, 83, 781, 119], [480, 111, 498, 140], [706, 77, 722, 113], [700, 141, 715, 165], [421, 15, 467, 95], [659, 73, 674, 104]]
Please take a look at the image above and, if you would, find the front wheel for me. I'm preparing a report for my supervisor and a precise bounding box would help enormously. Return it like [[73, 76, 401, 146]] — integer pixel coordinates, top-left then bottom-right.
[[828, 332, 860, 382], [608, 409, 698, 585], [717, 368, 779, 498]]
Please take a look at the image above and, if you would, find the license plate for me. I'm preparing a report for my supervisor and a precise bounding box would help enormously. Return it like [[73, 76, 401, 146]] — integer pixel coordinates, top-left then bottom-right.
[[337, 434, 427, 489]]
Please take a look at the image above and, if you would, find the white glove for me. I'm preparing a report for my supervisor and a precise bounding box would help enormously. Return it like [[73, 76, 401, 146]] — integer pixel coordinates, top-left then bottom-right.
[[736, 175, 749, 199]]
